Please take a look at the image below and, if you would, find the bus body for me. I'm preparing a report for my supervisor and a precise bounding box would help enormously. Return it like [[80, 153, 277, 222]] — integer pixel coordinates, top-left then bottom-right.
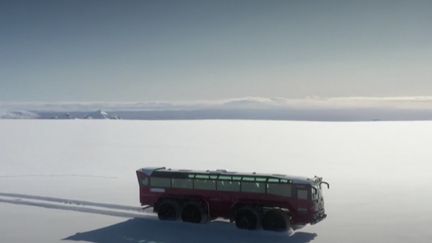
[[136, 167, 328, 231]]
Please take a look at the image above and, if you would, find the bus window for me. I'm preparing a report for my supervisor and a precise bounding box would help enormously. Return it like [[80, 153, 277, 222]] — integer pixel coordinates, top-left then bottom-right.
[[141, 177, 149, 186], [297, 188, 309, 200], [218, 175, 231, 180], [195, 174, 209, 180], [267, 183, 292, 197], [172, 178, 193, 189], [241, 182, 265, 193], [268, 178, 279, 183], [311, 187, 319, 200], [150, 177, 171, 188], [217, 180, 240, 192], [194, 179, 216, 190]]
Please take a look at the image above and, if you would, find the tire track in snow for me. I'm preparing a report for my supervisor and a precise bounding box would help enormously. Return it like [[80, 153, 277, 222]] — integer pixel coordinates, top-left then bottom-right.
[[0, 192, 144, 212], [0, 174, 117, 179], [0, 192, 154, 219]]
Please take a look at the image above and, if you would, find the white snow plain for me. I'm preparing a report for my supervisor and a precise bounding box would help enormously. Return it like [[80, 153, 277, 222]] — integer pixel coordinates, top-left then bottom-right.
[[1, 120, 432, 243]]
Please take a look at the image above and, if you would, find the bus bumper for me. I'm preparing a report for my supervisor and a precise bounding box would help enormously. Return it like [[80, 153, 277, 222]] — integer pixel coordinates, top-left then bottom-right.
[[311, 212, 327, 224]]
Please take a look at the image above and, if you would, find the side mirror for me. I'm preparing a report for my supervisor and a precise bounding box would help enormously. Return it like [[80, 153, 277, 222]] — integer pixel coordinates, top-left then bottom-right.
[[313, 176, 329, 189], [320, 181, 330, 189]]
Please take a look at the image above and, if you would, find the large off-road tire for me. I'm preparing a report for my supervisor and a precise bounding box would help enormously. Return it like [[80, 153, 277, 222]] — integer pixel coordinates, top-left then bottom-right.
[[157, 199, 180, 221], [262, 209, 290, 231], [235, 207, 260, 230], [181, 202, 208, 223]]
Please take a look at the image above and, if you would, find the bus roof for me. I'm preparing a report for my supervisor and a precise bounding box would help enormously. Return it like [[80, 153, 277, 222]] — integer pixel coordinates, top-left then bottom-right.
[[137, 167, 314, 185]]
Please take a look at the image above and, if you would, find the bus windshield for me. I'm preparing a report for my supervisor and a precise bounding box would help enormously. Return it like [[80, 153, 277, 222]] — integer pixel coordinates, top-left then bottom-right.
[[311, 186, 319, 201]]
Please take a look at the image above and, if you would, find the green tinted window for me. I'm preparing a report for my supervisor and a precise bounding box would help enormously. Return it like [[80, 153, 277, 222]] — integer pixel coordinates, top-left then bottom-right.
[[267, 183, 292, 197], [195, 174, 209, 179], [172, 178, 193, 189], [218, 175, 232, 180], [241, 182, 265, 193], [297, 188, 309, 200], [217, 180, 240, 192], [268, 178, 279, 183], [150, 177, 171, 188], [141, 177, 149, 186], [194, 179, 216, 190]]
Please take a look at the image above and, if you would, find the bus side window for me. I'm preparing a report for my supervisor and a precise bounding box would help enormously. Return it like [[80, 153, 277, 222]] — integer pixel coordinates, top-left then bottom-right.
[[267, 183, 292, 197], [297, 188, 309, 200], [172, 178, 193, 189], [194, 179, 216, 190], [150, 177, 171, 188], [217, 180, 240, 192], [241, 182, 265, 193], [141, 177, 149, 187]]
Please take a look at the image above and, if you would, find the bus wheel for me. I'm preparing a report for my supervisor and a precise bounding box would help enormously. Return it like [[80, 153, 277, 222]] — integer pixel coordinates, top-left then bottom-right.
[[157, 199, 180, 221], [262, 210, 289, 231], [235, 207, 260, 230], [181, 202, 208, 223]]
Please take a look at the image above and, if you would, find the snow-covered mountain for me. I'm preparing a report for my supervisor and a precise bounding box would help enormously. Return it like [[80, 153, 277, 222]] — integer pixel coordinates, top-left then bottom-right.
[[2, 97, 432, 121], [84, 110, 119, 120], [0, 110, 39, 119]]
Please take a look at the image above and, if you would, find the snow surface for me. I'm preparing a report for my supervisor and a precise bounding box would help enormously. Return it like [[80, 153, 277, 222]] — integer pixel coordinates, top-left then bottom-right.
[[1, 120, 432, 243]]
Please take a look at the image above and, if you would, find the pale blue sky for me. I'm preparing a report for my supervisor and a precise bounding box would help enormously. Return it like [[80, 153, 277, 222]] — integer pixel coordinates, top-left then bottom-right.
[[0, 0, 431, 101]]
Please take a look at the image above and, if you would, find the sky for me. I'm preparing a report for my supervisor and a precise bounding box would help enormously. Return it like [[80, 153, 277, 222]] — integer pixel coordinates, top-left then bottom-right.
[[0, 0, 431, 102]]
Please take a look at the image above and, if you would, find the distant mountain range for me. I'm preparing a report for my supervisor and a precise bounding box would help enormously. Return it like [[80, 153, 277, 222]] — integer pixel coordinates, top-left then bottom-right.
[[2, 97, 432, 121], [0, 109, 120, 120]]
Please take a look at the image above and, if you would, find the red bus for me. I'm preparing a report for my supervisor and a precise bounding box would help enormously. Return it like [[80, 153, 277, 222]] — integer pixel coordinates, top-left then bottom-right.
[[136, 167, 329, 231]]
